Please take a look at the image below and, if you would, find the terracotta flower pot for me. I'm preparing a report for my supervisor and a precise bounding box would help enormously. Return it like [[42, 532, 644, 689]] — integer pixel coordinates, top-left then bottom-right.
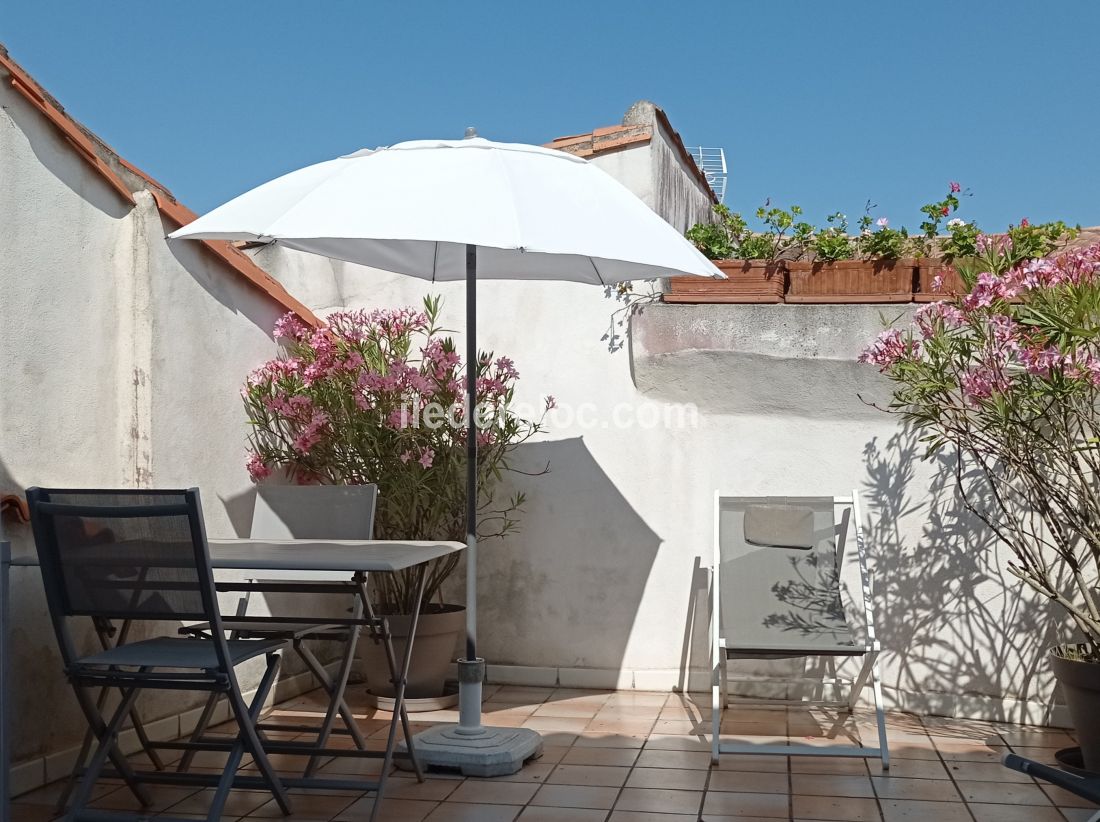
[[665, 260, 787, 304], [786, 258, 917, 303], [915, 258, 969, 302], [1050, 645, 1100, 774], [359, 604, 465, 699]]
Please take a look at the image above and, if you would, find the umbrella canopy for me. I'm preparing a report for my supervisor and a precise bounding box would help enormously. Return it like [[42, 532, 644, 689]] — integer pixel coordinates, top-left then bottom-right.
[[169, 137, 722, 282], [169, 134, 720, 774]]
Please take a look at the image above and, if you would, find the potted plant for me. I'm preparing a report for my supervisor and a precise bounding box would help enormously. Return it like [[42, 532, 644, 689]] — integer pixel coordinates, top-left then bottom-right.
[[668, 202, 812, 303], [861, 241, 1100, 770], [786, 209, 917, 303], [242, 297, 549, 699]]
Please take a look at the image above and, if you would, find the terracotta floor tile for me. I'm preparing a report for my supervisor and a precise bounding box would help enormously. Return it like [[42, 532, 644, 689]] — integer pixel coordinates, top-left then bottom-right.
[[879, 798, 973, 821], [945, 760, 1035, 782], [788, 755, 869, 775], [546, 764, 629, 788], [533, 745, 570, 765], [491, 687, 556, 702], [248, 793, 360, 819], [712, 753, 789, 773], [1061, 809, 1100, 822], [868, 758, 949, 779], [423, 802, 522, 822], [791, 794, 881, 821], [633, 749, 713, 770], [954, 779, 1052, 805], [336, 796, 437, 821], [624, 767, 707, 791], [537, 732, 581, 747], [10, 804, 60, 822], [90, 785, 199, 813], [871, 776, 960, 801], [609, 813, 697, 822], [467, 762, 556, 784], [702, 790, 789, 818], [793, 773, 875, 798], [967, 803, 1066, 822], [584, 719, 656, 736], [613, 787, 703, 815], [1041, 784, 1097, 808], [642, 734, 711, 752], [602, 693, 668, 707], [483, 702, 538, 716], [531, 704, 601, 719], [517, 807, 610, 822], [162, 788, 274, 817], [707, 770, 788, 793], [561, 746, 639, 767], [652, 719, 706, 735], [995, 728, 1075, 747], [572, 733, 646, 749], [378, 777, 461, 801], [446, 780, 539, 805], [523, 717, 591, 733], [530, 784, 620, 810]]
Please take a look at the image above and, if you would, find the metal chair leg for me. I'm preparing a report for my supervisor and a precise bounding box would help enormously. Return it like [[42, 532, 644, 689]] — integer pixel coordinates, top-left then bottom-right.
[[211, 653, 290, 820], [177, 692, 223, 772], [63, 686, 142, 822], [303, 594, 366, 777], [295, 638, 368, 750], [369, 567, 427, 822], [68, 676, 151, 809]]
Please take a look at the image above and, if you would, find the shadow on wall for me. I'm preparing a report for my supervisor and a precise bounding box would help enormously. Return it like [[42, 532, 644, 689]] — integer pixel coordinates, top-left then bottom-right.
[[2, 82, 132, 221], [458, 437, 662, 683], [862, 429, 1069, 722]]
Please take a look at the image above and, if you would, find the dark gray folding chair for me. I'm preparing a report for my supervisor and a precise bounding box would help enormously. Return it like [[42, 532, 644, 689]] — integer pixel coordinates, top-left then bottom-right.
[[26, 487, 291, 822], [710, 492, 889, 768], [180, 484, 390, 777]]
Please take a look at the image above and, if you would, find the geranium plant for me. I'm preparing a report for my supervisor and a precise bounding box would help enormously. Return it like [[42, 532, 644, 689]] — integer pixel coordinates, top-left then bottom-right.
[[685, 202, 813, 261], [243, 296, 550, 614], [861, 242, 1100, 658]]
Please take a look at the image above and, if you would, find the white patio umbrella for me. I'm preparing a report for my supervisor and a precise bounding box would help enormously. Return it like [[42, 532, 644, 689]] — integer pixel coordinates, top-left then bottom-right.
[[170, 131, 722, 774]]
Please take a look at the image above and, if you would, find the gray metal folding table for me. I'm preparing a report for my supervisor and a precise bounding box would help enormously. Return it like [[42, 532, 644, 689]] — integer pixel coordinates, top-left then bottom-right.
[[0, 536, 463, 822]]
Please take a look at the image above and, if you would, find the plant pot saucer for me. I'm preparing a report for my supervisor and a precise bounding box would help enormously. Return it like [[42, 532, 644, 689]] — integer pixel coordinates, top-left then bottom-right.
[[1055, 746, 1100, 778], [364, 679, 459, 712]]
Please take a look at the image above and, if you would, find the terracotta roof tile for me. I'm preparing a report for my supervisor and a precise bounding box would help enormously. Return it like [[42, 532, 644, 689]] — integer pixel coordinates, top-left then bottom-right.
[[545, 103, 718, 204], [0, 44, 321, 328]]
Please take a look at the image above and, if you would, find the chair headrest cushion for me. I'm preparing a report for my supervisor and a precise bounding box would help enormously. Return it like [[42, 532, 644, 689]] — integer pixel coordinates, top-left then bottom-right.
[[744, 504, 815, 549]]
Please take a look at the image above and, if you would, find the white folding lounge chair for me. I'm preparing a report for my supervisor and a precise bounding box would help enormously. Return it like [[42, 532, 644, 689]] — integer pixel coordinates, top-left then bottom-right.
[[710, 491, 889, 768]]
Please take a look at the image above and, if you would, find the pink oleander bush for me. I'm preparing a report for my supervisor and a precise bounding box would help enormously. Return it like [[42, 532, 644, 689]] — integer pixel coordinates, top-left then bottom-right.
[[861, 241, 1100, 657], [243, 295, 550, 613]]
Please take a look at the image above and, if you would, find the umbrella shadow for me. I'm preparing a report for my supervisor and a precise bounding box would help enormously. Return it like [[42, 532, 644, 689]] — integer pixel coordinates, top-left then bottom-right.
[[459, 437, 663, 686]]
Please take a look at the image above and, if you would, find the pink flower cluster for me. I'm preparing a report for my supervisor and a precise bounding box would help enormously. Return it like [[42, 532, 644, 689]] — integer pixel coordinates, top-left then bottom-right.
[[858, 329, 921, 371]]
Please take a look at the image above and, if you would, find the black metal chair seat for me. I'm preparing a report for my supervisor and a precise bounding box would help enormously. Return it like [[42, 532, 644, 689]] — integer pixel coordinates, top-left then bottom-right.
[[74, 636, 284, 670]]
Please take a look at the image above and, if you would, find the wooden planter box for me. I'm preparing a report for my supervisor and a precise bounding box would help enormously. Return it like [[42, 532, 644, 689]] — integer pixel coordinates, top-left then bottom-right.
[[786, 259, 917, 303], [915, 258, 967, 302], [665, 260, 787, 304]]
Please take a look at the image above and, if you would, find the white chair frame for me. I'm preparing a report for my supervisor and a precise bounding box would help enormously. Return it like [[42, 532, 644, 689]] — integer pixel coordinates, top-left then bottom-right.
[[710, 490, 889, 769]]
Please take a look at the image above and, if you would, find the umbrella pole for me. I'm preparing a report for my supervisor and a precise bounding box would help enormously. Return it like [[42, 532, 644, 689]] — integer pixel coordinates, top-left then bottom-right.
[[456, 243, 485, 733]]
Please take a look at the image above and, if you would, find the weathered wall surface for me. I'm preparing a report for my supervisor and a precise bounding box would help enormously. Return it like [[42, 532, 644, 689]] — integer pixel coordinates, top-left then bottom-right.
[[250, 256, 1072, 728], [0, 78, 326, 794]]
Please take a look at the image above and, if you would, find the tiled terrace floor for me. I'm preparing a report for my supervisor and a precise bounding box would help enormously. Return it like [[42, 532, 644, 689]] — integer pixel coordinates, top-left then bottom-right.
[[13, 684, 1095, 821]]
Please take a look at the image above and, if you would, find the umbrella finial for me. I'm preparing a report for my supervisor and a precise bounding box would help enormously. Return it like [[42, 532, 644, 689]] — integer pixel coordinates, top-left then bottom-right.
[[464, 127, 478, 139]]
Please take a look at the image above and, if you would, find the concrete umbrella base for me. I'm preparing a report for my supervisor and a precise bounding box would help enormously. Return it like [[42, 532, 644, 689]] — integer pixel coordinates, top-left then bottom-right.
[[397, 724, 544, 777]]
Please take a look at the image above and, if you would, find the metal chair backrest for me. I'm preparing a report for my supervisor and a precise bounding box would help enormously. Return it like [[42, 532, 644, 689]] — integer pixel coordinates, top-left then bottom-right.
[[26, 487, 229, 668], [714, 495, 860, 652], [250, 484, 377, 540]]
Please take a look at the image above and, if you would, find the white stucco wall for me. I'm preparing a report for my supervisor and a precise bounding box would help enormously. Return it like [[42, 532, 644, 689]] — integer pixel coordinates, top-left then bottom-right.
[[0, 79, 329, 794], [247, 247, 1072, 729]]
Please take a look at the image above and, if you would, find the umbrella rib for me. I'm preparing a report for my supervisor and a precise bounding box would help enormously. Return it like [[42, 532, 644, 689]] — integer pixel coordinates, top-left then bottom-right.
[[432, 241, 440, 283], [588, 256, 607, 285]]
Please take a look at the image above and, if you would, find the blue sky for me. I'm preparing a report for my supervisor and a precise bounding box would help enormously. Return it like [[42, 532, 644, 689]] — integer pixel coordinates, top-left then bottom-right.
[[5, 2, 1099, 232]]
